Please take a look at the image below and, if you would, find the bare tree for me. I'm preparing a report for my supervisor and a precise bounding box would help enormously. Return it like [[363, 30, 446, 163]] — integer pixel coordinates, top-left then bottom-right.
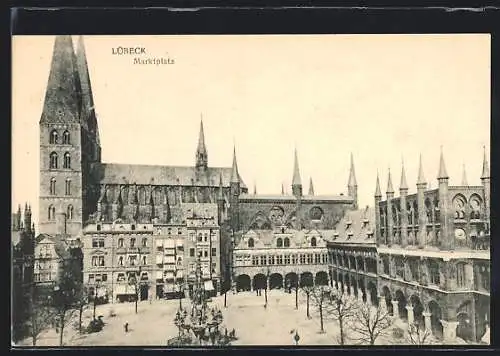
[[310, 285, 331, 333], [325, 290, 358, 345], [27, 286, 55, 346], [350, 301, 393, 345], [406, 321, 432, 345], [301, 285, 315, 319], [72, 285, 89, 334]]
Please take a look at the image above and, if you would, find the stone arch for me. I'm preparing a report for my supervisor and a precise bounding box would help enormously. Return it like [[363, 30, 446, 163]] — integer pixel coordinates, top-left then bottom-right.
[[452, 194, 467, 219], [315, 271, 329, 286], [395, 290, 408, 320], [409, 294, 424, 326], [428, 300, 444, 339], [456, 300, 474, 342], [285, 272, 298, 289], [382, 286, 393, 314], [269, 273, 283, 289], [300, 272, 314, 287], [367, 281, 378, 306], [309, 206, 324, 221], [253, 273, 267, 290]]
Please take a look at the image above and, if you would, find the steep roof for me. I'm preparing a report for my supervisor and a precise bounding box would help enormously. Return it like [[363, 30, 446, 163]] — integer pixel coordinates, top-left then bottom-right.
[[328, 206, 376, 245], [94, 163, 247, 189], [239, 194, 353, 202], [35, 233, 72, 259]]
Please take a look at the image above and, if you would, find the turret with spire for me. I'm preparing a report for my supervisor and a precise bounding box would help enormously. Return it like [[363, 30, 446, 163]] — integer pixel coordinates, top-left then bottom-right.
[[230, 146, 240, 231], [481, 146, 490, 225], [386, 168, 394, 246], [291, 148, 302, 198], [374, 172, 382, 245], [416, 154, 427, 249], [347, 153, 358, 208], [437, 147, 451, 250], [308, 177, 315, 196], [461, 164, 468, 186], [399, 159, 409, 247], [195, 118, 208, 170], [163, 186, 172, 223]]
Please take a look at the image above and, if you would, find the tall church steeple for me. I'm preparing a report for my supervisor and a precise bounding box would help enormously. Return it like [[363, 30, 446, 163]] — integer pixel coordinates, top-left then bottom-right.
[[292, 148, 302, 197], [195, 118, 208, 169], [308, 177, 315, 196], [461, 164, 468, 186], [40, 36, 82, 124], [347, 153, 358, 208]]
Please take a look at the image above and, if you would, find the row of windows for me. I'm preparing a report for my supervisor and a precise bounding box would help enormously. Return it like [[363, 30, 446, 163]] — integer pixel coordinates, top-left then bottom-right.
[[49, 178, 72, 195], [50, 130, 71, 145], [47, 205, 74, 220], [244, 253, 328, 266], [88, 273, 108, 283], [246, 237, 317, 248], [49, 152, 72, 169], [117, 237, 148, 248], [34, 273, 52, 282], [189, 247, 217, 258], [117, 255, 148, 266]]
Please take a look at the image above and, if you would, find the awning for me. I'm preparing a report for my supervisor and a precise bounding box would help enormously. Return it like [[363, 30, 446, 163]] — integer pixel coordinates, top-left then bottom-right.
[[204, 280, 215, 291]]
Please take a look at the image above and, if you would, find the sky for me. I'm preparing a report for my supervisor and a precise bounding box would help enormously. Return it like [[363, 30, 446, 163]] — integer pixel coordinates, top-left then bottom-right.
[[12, 34, 490, 230]]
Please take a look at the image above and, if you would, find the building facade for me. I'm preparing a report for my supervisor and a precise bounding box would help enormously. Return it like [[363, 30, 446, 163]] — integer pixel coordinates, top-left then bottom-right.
[[38, 35, 359, 297], [233, 227, 331, 292], [374, 152, 490, 343], [327, 206, 378, 306]]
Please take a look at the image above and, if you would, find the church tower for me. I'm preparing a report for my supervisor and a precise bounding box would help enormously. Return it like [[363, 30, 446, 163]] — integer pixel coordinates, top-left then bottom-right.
[[347, 153, 358, 209], [195, 119, 208, 170], [39, 36, 101, 236]]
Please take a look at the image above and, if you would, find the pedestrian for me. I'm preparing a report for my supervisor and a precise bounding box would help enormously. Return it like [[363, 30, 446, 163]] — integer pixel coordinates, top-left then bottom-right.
[[124, 322, 129, 333]]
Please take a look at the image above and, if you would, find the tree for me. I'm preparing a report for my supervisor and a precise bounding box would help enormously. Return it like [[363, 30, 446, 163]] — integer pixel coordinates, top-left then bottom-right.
[[310, 285, 331, 333], [27, 287, 56, 346], [301, 285, 315, 319], [350, 301, 393, 345], [325, 290, 358, 345], [72, 284, 89, 334], [407, 321, 432, 345]]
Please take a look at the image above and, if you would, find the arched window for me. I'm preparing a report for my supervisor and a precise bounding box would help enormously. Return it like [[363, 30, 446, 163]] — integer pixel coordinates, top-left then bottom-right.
[[456, 262, 466, 287], [49, 152, 58, 169], [142, 238, 147, 247], [50, 130, 58, 144], [48, 205, 56, 220], [453, 195, 467, 219], [118, 256, 124, 266], [276, 238, 283, 247], [67, 205, 74, 220], [50, 178, 56, 195], [118, 238, 124, 247], [429, 260, 441, 285], [311, 237, 317, 247], [63, 152, 71, 169], [65, 179, 71, 195], [248, 238, 254, 248], [284, 237, 290, 247], [62, 130, 71, 144], [130, 238, 136, 248]]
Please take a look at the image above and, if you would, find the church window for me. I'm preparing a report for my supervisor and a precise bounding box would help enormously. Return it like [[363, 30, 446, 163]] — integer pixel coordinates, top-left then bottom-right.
[[65, 179, 71, 195], [50, 152, 58, 169], [63, 152, 71, 169], [276, 238, 283, 247], [48, 205, 56, 220], [248, 238, 254, 248], [311, 237, 317, 247], [50, 178, 56, 195], [50, 130, 58, 144], [63, 130, 71, 144], [469, 196, 482, 220], [284, 237, 290, 247], [456, 262, 466, 287], [429, 260, 441, 285], [453, 195, 467, 219], [67, 205, 74, 220]]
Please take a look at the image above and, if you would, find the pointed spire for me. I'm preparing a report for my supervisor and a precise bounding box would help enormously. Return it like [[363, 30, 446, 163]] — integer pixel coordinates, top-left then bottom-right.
[[437, 146, 449, 179], [481, 146, 490, 179], [417, 154, 426, 185], [374, 171, 382, 198], [308, 177, 315, 196], [400, 158, 408, 190], [40, 36, 82, 124], [163, 187, 171, 223], [348, 153, 357, 187], [17, 204, 21, 215], [218, 172, 225, 200], [76, 36, 97, 133], [461, 164, 469, 186], [281, 183, 285, 195], [196, 117, 208, 169], [386, 168, 394, 194], [292, 148, 302, 186], [253, 181, 257, 195], [230, 145, 240, 183]]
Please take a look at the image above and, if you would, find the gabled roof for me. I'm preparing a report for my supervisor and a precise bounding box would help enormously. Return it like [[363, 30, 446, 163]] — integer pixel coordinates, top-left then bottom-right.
[[35, 233, 72, 259], [327, 207, 376, 245]]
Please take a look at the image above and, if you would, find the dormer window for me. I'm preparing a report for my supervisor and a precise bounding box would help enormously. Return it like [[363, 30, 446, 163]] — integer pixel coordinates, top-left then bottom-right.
[[363, 219, 369, 227], [277, 238, 283, 247], [346, 232, 353, 240], [310, 237, 317, 247], [345, 221, 352, 229], [367, 232, 374, 239], [248, 238, 254, 248]]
